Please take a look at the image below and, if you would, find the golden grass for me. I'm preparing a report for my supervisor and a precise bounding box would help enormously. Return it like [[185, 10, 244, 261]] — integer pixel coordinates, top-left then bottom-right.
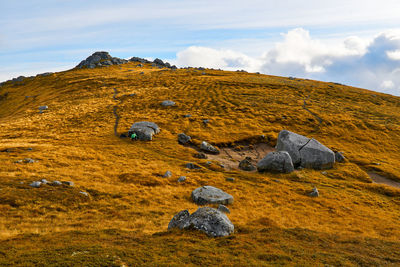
[[0, 63, 400, 265]]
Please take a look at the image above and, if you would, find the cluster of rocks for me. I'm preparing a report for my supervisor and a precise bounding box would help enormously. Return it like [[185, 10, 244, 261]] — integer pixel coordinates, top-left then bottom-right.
[[29, 179, 74, 188], [130, 57, 177, 69], [76, 52, 128, 69], [0, 72, 54, 86], [15, 158, 37, 164], [168, 186, 234, 237], [128, 121, 160, 141], [257, 130, 343, 173], [162, 170, 186, 183]]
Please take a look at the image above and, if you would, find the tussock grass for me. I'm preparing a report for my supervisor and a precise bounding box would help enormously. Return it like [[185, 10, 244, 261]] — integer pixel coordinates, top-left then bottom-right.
[[0, 63, 400, 265]]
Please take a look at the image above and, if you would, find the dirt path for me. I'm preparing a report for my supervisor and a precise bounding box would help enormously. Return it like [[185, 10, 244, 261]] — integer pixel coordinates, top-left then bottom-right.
[[207, 143, 275, 170], [367, 172, 400, 189]]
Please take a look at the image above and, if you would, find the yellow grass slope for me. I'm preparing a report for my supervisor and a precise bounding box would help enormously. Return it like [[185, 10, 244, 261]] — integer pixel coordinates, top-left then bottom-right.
[[0, 62, 400, 266]]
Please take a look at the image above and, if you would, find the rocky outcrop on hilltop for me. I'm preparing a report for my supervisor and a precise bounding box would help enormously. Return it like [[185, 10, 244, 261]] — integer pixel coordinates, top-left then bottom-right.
[[76, 51, 128, 69]]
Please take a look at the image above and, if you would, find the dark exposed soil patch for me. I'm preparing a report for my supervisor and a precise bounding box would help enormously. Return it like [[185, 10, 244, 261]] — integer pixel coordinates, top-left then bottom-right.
[[367, 172, 400, 189], [207, 143, 275, 171]]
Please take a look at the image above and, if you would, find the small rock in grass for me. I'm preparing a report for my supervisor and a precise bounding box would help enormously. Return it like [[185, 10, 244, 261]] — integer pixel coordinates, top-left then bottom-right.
[[183, 114, 192, 118], [178, 176, 186, 182], [80, 191, 89, 197], [38, 105, 48, 111], [335, 152, 345, 163], [41, 179, 48, 184], [225, 177, 235, 182], [185, 163, 201, 169], [161, 100, 175, 107], [163, 170, 172, 178], [24, 158, 36, 163], [30, 181, 41, 188], [178, 133, 191, 145], [238, 157, 256, 171], [62, 181, 74, 187], [194, 152, 207, 159], [200, 141, 219, 154], [309, 187, 319, 197], [52, 181, 62, 186]]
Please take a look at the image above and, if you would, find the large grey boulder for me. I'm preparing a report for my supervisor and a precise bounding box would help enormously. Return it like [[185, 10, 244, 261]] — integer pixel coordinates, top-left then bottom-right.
[[168, 207, 234, 237], [276, 130, 335, 169], [257, 151, 294, 173], [128, 121, 160, 141], [192, 186, 233, 205], [200, 141, 219, 154]]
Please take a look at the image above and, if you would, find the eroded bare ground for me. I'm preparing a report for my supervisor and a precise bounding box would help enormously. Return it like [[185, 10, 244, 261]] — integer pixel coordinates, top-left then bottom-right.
[[368, 172, 400, 189], [206, 143, 275, 170]]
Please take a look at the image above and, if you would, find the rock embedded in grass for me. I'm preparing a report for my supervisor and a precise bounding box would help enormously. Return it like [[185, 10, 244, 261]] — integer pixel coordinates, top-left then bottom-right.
[[200, 141, 219, 154], [30, 181, 41, 188], [161, 100, 175, 107], [178, 176, 186, 182], [178, 133, 191, 145], [335, 152, 345, 163], [309, 187, 319, 197], [238, 157, 256, 171], [185, 163, 201, 169], [128, 121, 160, 141], [168, 207, 234, 237], [257, 151, 294, 173], [192, 186, 233, 205], [62, 181, 74, 186], [276, 130, 335, 169], [163, 170, 172, 178], [52, 181, 62, 186]]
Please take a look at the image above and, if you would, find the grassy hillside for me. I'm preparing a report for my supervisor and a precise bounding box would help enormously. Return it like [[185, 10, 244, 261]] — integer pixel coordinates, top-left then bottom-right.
[[0, 62, 400, 266]]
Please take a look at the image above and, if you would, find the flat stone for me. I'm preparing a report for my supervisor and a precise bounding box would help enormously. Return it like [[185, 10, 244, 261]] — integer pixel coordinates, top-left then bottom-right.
[[191, 186, 233, 205], [161, 100, 175, 107], [62, 181, 74, 186], [217, 204, 230, 214], [178, 176, 186, 182], [30, 181, 41, 188]]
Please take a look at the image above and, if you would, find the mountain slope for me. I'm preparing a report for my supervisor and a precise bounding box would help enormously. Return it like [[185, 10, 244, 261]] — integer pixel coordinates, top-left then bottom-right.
[[0, 61, 400, 265]]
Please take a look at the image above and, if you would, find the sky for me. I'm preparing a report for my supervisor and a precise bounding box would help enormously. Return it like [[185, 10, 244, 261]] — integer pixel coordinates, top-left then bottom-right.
[[1, 0, 400, 95]]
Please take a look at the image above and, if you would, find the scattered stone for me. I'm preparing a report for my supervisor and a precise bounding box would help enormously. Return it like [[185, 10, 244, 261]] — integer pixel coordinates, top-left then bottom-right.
[[62, 181, 74, 186], [321, 171, 327, 176], [178, 133, 191, 145], [163, 170, 172, 178], [309, 187, 319, 197], [257, 151, 294, 173], [192, 186, 233, 205], [161, 100, 175, 107], [218, 204, 230, 214], [128, 121, 160, 141], [194, 152, 207, 159], [119, 133, 127, 138], [225, 177, 235, 182], [38, 105, 48, 111], [238, 157, 256, 171], [24, 158, 36, 163], [27, 147, 33, 151], [14, 160, 23, 163], [52, 181, 62, 186], [200, 141, 219, 154], [168, 207, 234, 237], [203, 119, 210, 125], [139, 72, 144, 75], [335, 152, 345, 163], [30, 181, 41, 188], [372, 162, 381, 166], [185, 163, 201, 169], [183, 114, 192, 118], [178, 176, 186, 182], [40, 179, 48, 184], [79, 191, 89, 197], [276, 130, 335, 169]]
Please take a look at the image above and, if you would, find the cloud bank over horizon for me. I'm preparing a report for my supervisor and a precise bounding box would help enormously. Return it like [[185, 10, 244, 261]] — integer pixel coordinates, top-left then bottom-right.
[[175, 28, 400, 96]]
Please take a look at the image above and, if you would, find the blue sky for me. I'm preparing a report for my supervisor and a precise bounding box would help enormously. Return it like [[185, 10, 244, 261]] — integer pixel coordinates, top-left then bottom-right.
[[1, 0, 400, 95]]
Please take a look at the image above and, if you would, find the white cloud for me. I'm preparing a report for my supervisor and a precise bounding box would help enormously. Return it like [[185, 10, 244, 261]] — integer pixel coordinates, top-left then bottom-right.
[[175, 28, 400, 96]]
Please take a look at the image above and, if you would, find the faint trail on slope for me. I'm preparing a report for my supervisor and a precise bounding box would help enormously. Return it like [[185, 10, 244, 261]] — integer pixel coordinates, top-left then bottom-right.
[[303, 95, 323, 126]]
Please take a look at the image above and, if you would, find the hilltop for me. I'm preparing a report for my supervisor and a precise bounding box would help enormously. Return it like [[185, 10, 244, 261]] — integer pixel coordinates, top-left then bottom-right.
[[0, 52, 400, 266]]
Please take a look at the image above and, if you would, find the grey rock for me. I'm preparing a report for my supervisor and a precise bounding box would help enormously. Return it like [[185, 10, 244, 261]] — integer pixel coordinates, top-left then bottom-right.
[[276, 130, 335, 169], [225, 177, 235, 182], [79, 191, 89, 197], [238, 157, 256, 171], [178, 133, 191, 145], [27, 147, 33, 151], [37, 72, 53, 77], [217, 204, 230, 214], [128, 121, 160, 141], [38, 105, 48, 111], [203, 119, 210, 125], [168, 207, 234, 237], [183, 114, 192, 118], [192, 186, 233, 205], [30, 181, 41, 188], [257, 151, 294, 173], [178, 176, 186, 182], [335, 152, 345, 163], [62, 181, 74, 186], [185, 163, 201, 169], [161, 100, 175, 107], [52, 181, 62, 186], [194, 152, 207, 159], [200, 141, 219, 154], [163, 170, 172, 178], [14, 160, 23, 163], [40, 179, 48, 184], [309, 187, 319, 197], [24, 158, 36, 163]]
